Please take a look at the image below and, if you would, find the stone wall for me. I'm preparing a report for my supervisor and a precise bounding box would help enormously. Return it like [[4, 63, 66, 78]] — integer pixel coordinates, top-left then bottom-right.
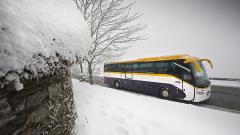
[[0, 69, 76, 135]]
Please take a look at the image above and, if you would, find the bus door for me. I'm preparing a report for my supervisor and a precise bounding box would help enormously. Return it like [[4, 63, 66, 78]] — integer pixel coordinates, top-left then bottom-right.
[[125, 64, 133, 79], [120, 72, 125, 79], [124, 64, 133, 89], [119, 64, 125, 79], [181, 66, 195, 101]]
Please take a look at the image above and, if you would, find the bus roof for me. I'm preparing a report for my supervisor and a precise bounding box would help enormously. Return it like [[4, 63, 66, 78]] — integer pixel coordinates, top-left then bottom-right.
[[110, 54, 200, 64], [107, 54, 213, 72]]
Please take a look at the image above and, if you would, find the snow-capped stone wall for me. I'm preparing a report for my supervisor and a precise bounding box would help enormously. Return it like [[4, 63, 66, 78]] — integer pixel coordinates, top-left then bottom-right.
[[0, 0, 91, 134], [0, 68, 75, 134], [0, 0, 90, 90]]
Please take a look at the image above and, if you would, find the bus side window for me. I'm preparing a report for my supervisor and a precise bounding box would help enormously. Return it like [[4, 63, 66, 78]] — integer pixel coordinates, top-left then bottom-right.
[[111, 64, 115, 72], [125, 63, 132, 73], [132, 63, 138, 73], [104, 64, 110, 72], [181, 64, 193, 83], [182, 71, 192, 82], [168, 61, 193, 84], [119, 64, 125, 72], [154, 61, 168, 74], [114, 64, 119, 72], [168, 62, 181, 78], [110, 64, 114, 72], [138, 62, 154, 73]]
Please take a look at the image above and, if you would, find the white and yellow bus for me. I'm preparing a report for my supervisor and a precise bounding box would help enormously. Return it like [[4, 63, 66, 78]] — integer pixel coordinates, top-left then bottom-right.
[[104, 55, 213, 102]]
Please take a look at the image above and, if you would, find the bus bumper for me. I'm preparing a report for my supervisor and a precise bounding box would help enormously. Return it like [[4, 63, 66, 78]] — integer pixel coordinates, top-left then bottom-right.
[[192, 86, 211, 102]]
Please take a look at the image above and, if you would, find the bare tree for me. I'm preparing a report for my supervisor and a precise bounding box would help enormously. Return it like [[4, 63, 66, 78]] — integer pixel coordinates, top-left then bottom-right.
[[73, 0, 145, 84]]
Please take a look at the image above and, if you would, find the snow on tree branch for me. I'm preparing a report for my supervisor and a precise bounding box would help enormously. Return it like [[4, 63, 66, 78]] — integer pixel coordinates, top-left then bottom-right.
[[73, 0, 145, 84]]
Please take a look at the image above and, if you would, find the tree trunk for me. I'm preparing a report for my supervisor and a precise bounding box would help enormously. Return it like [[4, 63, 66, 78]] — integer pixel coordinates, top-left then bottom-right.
[[87, 61, 93, 85], [79, 62, 83, 80]]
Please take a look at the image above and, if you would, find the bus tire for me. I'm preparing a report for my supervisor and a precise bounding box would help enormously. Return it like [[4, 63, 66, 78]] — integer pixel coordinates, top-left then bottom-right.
[[114, 81, 120, 89], [159, 88, 171, 99]]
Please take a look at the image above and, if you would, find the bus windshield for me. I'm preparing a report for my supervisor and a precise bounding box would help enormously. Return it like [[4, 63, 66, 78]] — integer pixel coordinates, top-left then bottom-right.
[[190, 62, 210, 88]]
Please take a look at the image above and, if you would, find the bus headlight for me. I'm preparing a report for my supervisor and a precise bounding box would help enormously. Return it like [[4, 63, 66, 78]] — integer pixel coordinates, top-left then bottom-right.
[[196, 90, 204, 95]]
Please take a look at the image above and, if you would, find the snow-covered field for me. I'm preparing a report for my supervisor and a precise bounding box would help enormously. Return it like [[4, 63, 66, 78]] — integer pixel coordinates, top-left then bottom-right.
[[72, 79, 240, 135]]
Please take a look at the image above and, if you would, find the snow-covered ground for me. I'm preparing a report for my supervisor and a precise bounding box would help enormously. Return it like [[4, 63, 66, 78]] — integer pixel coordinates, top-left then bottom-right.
[[72, 79, 240, 135], [211, 80, 240, 88]]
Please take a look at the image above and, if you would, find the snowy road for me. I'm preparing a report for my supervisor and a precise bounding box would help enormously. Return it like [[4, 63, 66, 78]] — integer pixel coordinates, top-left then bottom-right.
[[92, 76, 240, 113], [72, 79, 240, 135]]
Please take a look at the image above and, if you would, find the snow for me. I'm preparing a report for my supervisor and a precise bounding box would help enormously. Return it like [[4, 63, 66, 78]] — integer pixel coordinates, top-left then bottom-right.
[[72, 79, 240, 135], [71, 64, 84, 76], [211, 80, 240, 88], [5, 72, 23, 90], [14, 80, 23, 91], [0, 0, 90, 89]]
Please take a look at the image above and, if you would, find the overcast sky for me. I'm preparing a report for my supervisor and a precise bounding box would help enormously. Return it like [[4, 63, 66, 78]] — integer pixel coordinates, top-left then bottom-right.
[[119, 0, 240, 78]]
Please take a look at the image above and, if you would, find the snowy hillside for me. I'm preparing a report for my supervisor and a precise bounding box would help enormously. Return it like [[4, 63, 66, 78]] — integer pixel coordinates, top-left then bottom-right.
[[0, 0, 90, 89], [72, 79, 240, 135]]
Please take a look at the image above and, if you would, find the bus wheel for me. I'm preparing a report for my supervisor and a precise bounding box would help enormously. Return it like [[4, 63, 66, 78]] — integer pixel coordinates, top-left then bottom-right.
[[159, 88, 171, 98], [114, 81, 120, 89]]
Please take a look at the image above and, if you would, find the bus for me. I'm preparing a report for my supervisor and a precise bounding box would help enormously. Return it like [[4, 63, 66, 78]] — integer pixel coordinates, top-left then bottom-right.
[[104, 55, 213, 102]]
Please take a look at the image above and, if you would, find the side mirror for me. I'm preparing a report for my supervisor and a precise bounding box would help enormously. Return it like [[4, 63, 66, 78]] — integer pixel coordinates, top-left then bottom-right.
[[201, 59, 213, 69]]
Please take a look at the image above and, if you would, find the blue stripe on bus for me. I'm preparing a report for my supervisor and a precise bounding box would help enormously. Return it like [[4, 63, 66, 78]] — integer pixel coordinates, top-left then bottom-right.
[[104, 76, 186, 99]]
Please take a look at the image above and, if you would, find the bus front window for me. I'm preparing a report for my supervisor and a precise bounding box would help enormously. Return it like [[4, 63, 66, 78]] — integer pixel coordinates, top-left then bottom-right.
[[191, 62, 210, 88]]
